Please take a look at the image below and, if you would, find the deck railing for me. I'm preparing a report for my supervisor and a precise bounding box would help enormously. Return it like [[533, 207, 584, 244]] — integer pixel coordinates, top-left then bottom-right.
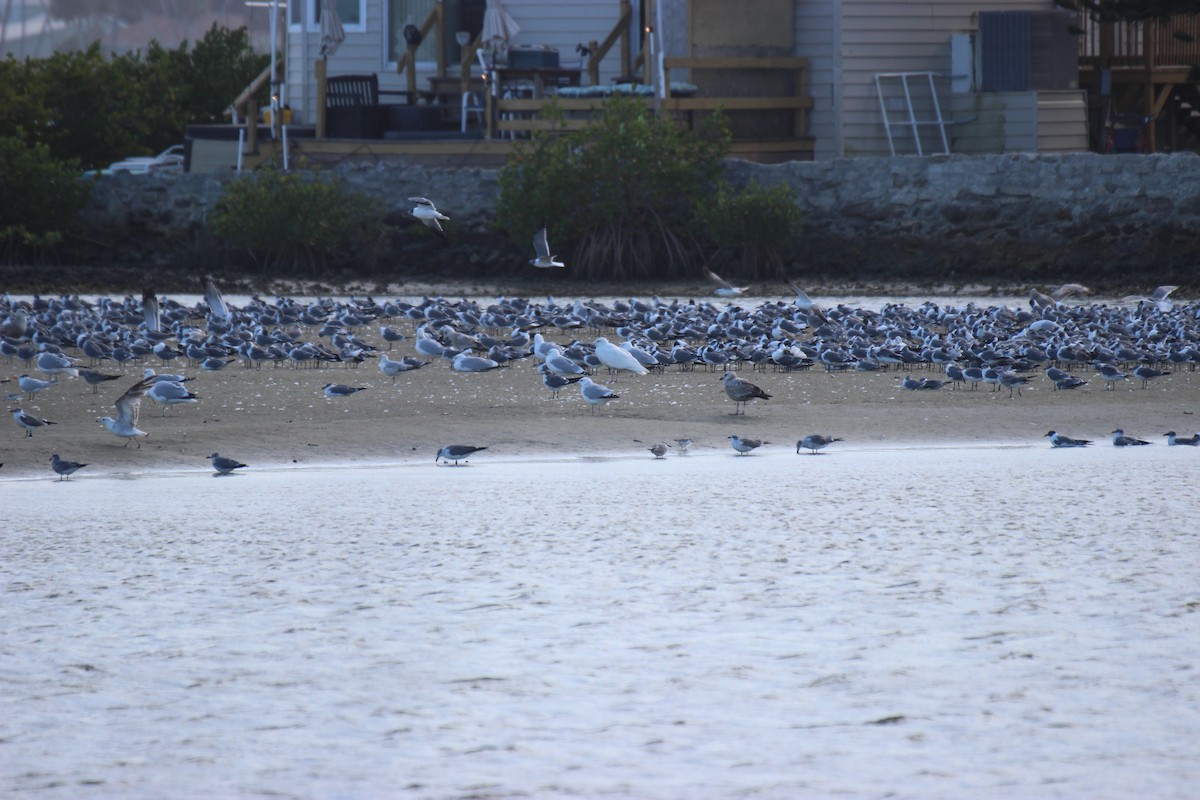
[[585, 0, 634, 85], [1078, 12, 1200, 68], [395, 0, 447, 99]]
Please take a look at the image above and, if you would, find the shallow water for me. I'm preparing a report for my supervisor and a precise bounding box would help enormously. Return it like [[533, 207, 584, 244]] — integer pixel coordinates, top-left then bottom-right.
[[3, 443, 1198, 799]]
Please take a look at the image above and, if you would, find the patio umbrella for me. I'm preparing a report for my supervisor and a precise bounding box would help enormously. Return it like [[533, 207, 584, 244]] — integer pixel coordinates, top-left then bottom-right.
[[319, 0, 345, 59], [482, 0, 519, 53]]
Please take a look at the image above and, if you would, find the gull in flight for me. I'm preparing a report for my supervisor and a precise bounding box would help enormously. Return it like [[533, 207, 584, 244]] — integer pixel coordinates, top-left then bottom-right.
[[673, 438, 692, 455], [209, 452, 248, 475], [1045, 431, 1092, 448], [97, 376, 154, 447], [706, 268, 747, 297], [788, 281, 830, 325], [728, 434, 766, 455], [530, 225, 565, 268], [436, 444, 487, 465], [410, 197, 449, 238], [796, 434, 842, 454], [721, 370, 771, 415], [11, 408, 57, 438], [50, 453, 87, 480], [203, 276, 231, 321], [1121, 285, 1178, 311]]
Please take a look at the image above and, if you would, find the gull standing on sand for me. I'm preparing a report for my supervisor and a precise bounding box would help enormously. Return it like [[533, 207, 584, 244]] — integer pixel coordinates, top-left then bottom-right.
[[36, 351, 79, 378], [147, 380, 200, 414], [797, 434, 842, 454], [578, 376, 619, 413], [50, 453, 86, 480], [77, 368, 122, 394], [11, 408, 57, 437], [1045, 430, 1092, 448], [1132, 365, 1170, 389], [323, 383, 369, 398], [17, 374, 57, 399], [451, 352, 502, 372], [721, 371, 771, 415], [436, 444, 487, 465], [209, 452, 248, 475], [594, 337, 649, 378], [728, 434, 765, 455], [1111, 429, 1151, 447], [648, 443, 669, 459], [97, 376, 154, 447], [410, 197, 449, 238], [1164, 431, 1200, 446], [530, 225, 565, 268]]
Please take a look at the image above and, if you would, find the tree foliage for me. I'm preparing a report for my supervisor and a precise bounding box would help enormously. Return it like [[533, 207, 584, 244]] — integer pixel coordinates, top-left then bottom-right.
[[497, 98, 803, 281], [0, 135, 92, 264], [211, 166, 387, 275], [0, 24, 268, 169]]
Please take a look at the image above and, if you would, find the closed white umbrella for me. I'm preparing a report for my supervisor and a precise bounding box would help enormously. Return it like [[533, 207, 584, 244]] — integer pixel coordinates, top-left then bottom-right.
[[482, 0, 519, 53], [319, 0, 346, 59]]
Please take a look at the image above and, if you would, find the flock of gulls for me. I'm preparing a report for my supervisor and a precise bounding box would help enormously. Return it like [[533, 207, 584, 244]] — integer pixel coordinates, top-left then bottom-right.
[[2, 275, 1198, 479]]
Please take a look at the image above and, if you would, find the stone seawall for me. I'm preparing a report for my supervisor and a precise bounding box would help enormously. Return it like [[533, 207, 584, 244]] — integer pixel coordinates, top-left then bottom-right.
[[80, 152, 1200, 283]]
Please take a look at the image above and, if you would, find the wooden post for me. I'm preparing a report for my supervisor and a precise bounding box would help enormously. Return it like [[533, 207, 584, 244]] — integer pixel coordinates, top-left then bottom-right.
[[316, 57, 328, 139], [619, 0, 631, 79], [435, 1, 446, 79], [587, 39, 600, 85], [1144, 19, 1156, 152], [407, 43, 419, 100]]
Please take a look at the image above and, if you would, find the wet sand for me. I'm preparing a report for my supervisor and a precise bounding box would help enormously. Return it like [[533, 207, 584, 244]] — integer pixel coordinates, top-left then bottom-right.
[[2, 317, 1197, 479]]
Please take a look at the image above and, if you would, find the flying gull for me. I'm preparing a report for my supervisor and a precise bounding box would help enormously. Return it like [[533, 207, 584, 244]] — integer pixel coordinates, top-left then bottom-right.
[[410, 197, 449, 238], [97, 376, 154, 447], [706, 268, 747, 297], [530, 224, 565, 268]]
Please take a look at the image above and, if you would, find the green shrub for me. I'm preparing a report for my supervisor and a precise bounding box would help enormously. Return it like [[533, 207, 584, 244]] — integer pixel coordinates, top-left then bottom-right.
[[0, 135, 92, 264], [211, 166, 386, 274], [497, 96, 731, 280], [698, 180, 802, 279]]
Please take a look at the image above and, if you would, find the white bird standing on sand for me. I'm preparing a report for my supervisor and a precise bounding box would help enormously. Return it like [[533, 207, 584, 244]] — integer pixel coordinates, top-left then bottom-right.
[[146, 380, 200, 414], [17, 374, 57, 399], [594, 337, 649, 377], [436, 444, 488, 465], [50, 453, 87, 480], [728, 434, 765, 455], [97, 376, 154, 447], [36, 351, 79, 378], [797, 434, 843, 454], [209, 452, 248, 475], [11, 408, 57, 438], [706, 268, 747, 297], [409, 197, 449, 238], [530, 225, 565, 268], [578, 376, 619, 413]]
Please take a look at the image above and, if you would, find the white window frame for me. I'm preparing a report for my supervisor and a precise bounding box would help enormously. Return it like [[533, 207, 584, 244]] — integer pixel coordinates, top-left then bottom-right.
[[289, 0, 367, 34]]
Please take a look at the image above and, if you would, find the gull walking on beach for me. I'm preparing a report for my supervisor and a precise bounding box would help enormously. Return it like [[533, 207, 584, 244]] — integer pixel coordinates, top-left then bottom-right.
[[797, 434, 842, 454], [209, 452, 248, 475], [50, 453, 87, 480], [1045, 431, 1092, 448], [728, 434, 765, 455], [11, 408, 56, 438], [722, 371, 771, 415], [530, 225, 565, 268], [97, 376, 154, 447], [436, 444, 487, 466], [410, 197, 449, 238]]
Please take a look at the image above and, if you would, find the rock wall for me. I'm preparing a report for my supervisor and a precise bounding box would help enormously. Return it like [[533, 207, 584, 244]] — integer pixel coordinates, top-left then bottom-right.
[[80, 152, 1200, 282]]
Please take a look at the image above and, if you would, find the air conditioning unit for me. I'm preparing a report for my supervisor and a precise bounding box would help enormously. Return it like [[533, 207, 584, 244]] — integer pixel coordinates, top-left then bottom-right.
[[979, 10, 1078, 92]]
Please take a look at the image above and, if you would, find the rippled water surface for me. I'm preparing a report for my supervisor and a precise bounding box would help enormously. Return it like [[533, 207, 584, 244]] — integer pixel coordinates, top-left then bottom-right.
[[3, 444, 1199, 799]]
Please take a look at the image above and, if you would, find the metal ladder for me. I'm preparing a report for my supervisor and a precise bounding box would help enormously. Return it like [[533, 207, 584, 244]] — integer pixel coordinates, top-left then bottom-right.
[[874, 72, 953, 156]]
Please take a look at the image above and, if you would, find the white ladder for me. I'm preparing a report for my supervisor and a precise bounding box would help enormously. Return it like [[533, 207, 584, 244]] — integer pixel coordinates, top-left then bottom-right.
[[874, 72, 953, 156]]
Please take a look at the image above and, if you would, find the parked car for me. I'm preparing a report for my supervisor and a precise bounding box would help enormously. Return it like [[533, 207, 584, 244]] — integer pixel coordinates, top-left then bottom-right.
[[103, 144, 185, 175]]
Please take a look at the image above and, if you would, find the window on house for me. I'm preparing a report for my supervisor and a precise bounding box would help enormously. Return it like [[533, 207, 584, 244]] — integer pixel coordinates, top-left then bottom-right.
[[387, 0, 436, 65], [290, 0, 364, 30]]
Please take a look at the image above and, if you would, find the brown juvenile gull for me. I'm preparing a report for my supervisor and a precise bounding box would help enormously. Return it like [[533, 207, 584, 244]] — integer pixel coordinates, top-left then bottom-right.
[[721, 370, 771, 415]]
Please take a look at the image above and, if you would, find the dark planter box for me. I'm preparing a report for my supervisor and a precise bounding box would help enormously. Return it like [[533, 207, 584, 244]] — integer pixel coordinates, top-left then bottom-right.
[[508, 46, 559, 70]]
